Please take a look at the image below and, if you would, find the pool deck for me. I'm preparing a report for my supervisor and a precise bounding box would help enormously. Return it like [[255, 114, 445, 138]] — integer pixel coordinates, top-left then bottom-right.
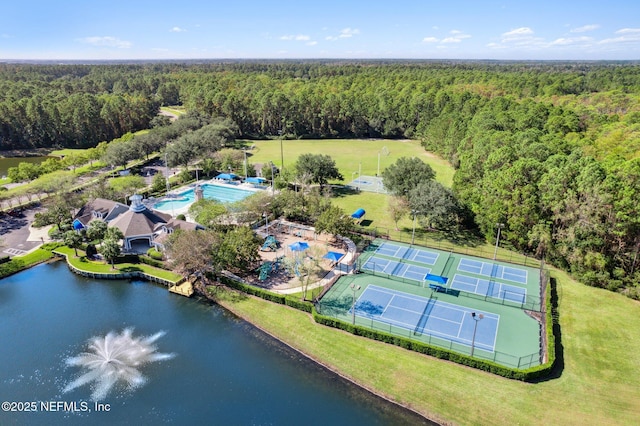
[[146, 179, 271, 217]]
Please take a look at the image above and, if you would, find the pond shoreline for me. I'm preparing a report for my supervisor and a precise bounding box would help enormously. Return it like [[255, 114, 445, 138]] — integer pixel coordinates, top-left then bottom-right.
[[0, 148, 54, 158]]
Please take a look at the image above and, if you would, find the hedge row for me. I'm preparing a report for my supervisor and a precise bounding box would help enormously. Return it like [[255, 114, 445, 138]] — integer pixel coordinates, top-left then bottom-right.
[[220, 275, 314, 313], [110, 253, 166, 269], [138, 255, 165, 269], [311, 311, 534, 380], [221, 272, 559, 381]]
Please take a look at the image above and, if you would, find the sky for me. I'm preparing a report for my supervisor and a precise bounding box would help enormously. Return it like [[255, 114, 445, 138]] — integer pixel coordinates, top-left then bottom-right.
[[1, 0, 640, 61]]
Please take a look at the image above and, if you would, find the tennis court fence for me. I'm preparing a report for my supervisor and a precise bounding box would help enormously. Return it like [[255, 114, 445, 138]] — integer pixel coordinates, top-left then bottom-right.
[[315, 304, 542, 369], [356, 257, 544, 312], [348, 227, 542, 269]]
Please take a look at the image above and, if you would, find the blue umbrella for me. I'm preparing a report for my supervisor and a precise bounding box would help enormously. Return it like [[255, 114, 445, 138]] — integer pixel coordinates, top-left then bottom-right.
[[289, 241, 310, 252], [323, 251, 344, 262]]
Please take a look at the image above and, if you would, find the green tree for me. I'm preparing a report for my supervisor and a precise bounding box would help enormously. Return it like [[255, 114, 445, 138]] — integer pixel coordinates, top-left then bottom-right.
[[214, 226, 261, 274], [86, 220, 108, 241], [109, 175, 146, 203], [388, 196, 410, 230], [101, 237, 121, 269], [295, 154, 343, 188], [41, 192, 83, 231], [314, 205, 353, 237], [102, 139, 139, 169], [105, 226, 124, 242], [151, 172, 167, 193], [382, 157, 435, 196], [188, 199, 227, 228], [409, 180, 461, 230], [64, 230, 83, 257], [165, 230, 220, 291]]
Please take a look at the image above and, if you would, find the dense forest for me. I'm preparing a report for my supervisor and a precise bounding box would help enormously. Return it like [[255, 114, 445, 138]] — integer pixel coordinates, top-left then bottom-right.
[[1, 61, 640, 296]]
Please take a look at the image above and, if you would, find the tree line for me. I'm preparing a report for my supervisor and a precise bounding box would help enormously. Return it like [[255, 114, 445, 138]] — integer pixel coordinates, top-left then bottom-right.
[[1, 61, 640, 296]]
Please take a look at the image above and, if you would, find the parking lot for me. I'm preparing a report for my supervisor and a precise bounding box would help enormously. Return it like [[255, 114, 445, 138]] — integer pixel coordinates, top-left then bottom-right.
[[0, 207, 51, 257]]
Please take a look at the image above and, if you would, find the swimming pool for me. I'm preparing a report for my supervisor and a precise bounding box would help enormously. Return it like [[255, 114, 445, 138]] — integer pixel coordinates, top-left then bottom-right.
[[153, 183, 256, 212]]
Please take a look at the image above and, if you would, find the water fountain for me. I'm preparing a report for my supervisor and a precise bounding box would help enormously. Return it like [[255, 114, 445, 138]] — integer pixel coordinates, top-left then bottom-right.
[[63, 328, 174, 400]]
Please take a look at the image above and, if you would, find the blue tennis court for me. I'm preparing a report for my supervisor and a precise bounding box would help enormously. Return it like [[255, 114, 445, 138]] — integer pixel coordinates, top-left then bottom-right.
[[353, 285, 499, 352], [360, 256, 431, 282], [375, 242, 439, 265], [457, 258, 528, 285], [449, 274, 527, 303]]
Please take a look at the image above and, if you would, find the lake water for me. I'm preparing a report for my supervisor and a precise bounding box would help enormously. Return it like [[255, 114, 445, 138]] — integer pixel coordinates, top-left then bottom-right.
[[0, 156, 51, 178], [0, 262, 433, 425]]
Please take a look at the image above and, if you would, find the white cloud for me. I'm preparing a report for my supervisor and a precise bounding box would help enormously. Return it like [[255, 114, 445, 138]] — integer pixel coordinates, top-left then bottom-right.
[[488, 27, 547, 49], [423, 30, 469, 45], [306, 41, 317, 46], [616, 28, 640, 34], [280, 34, 310, 41], [326, 27, 360, 41], [339, 28, 360, 38], [598, 28, 640, 45], [549, 36, 594, 46], [79, 36, 132, 48], [170, 27, 187, 33], [571, 24, 600, 33], [442, 30, 471, 43], [502, 27, 534, 38]]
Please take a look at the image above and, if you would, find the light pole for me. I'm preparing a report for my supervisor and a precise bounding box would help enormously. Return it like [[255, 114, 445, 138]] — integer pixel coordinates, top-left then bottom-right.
[[243, 149, 248, 180], [263, 212, 269, 234], [493, 223, 505, 260], [164, 152, 170, 193], [279, 129, 284, 173], [350, 283, 361, 325], [470, 312, 484, 357], [411, 210, 420, 245]]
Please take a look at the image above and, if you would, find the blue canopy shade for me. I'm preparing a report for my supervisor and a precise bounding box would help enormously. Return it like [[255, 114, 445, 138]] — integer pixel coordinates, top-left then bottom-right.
[[216, 173, 238, 180], [425, 274, 448, 284], [289, 241, 310, 252], [323, 251, 344, 262], [351, 208, 366, 219], [245, 177, 266, 184], [72, 219, 85, 230]]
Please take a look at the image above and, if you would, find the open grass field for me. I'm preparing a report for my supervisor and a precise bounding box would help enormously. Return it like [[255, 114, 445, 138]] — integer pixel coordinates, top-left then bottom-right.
[[161, 106, 187, 116], [215, 267, 640, 425], [243, 139, 455, 187], [246, 138, 535, 266]]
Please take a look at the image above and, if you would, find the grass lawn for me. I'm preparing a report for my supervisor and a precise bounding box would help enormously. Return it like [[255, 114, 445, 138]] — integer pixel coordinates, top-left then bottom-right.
[[161, 106, 187, 116], [54, 246, 183, 283], [245, 138, 532, 265], [48, 148, 89, 157], [242, 139, 454, 187], [215, 267, 640, 425]]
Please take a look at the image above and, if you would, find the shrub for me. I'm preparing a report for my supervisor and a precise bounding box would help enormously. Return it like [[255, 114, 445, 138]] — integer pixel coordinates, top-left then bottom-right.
[[147, 247, 164, 260], [139, 255, 165, 268], [86, 243, 97, 258], [176, 214, 186, 221]]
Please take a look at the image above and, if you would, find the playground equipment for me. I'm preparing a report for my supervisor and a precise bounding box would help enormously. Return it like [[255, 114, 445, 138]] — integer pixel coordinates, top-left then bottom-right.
[[258, 261, 273, 281], [261, 235, 280, 251]]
